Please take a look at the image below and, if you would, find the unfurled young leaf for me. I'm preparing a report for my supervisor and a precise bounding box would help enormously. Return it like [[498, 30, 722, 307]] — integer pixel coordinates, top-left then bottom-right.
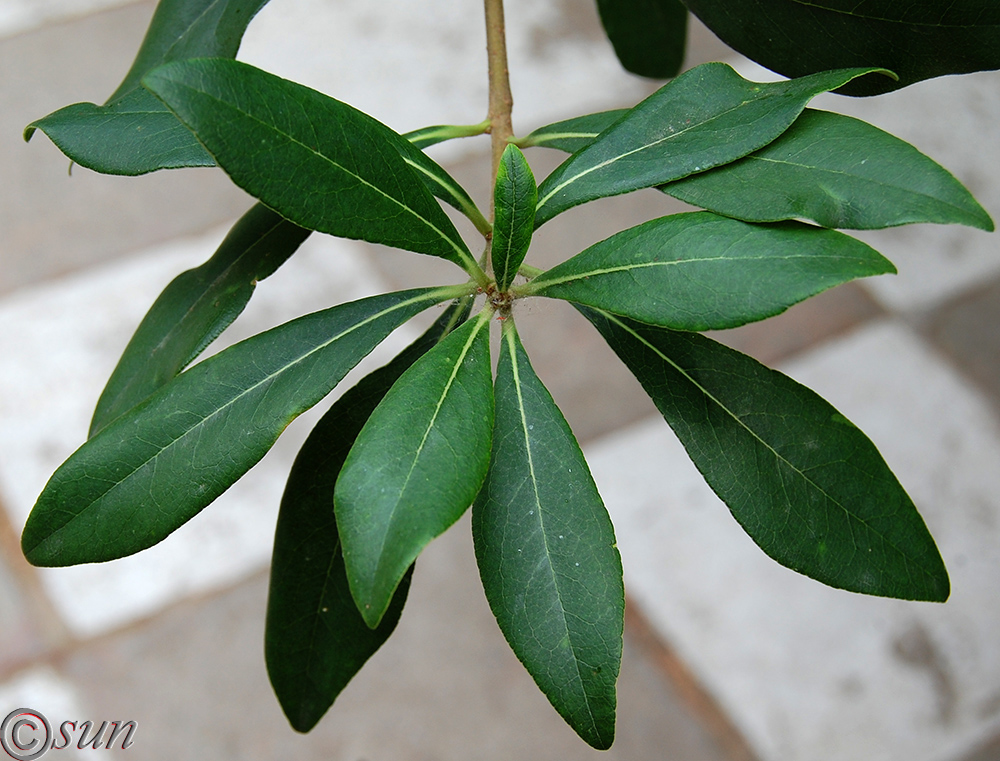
[[24, 0, 271, 174], [662, 109, 995, 231], [266, 300, 471, 733], [143, 59, 484, 277], [491, 145, 536, 291], [336, 310, 494, 628], [596, 0, 688, 79], [22, 286, 468, 567], [684, 0, 1000, 96], [522, 211, 893, 330], [91, 203, 310, 437], [533, 63, 888, 226], [583, 306, 950, 602], [473, 320, 624, 750]]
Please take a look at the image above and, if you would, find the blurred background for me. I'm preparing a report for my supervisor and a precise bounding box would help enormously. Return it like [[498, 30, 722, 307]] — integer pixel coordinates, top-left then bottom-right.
[[2, 1, 1000, 758]]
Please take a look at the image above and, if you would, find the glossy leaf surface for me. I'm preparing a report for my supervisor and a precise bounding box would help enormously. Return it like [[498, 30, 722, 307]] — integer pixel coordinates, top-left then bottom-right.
[[684, 0, 1000, 95], [337, 311, 494, 628], [534, 63, 885, 226], [473, 322, 623, 749], [492, 145, 537, 291], [525, 212, 893, 331], [22, 287, 464, 567], [24, 0, 269, 174], [583, 307, 950, 602], [596, 0, 688, 79], [398, 139, 491, 237], [91, 203, 310, 437], [144, 59, 481, 275], [266, 302, 470, 733], [663, 110, 994, 231], [521, 110, 625, 154]]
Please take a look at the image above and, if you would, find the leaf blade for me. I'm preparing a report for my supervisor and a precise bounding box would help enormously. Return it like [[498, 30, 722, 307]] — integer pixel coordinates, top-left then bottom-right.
[[533, 63, 887, 226], [143, 59, 481, 274], [266, 301, 471, 732], [520, 110, 626, 154], [24, 0, 270, 174], [492, 145, 537, 291], [336, 311, 495, 628], [21, 286, 465, 567], [525, 212, 893, 330], [583, 307, 950, 602], [662, 109, 995, 231], [473, 321, 623, 749], [91, 203, 310, 436], [596, 0, 688, 79]]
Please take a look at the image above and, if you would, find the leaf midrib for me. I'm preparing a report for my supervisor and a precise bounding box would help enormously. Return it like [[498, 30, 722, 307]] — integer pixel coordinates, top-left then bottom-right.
[[507, 328, 601, 739], [788, 1, 995, 28]]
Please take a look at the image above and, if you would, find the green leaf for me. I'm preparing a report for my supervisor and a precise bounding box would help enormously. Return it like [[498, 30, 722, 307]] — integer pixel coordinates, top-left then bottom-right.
[[492, 146, 537, 291], [336, 310, 495, 628], [533, 63, 887, 227], [683, 0, 1000, 96], [473, 320, 623, 750], [522, 212, 893, 331], [24, 0, 270, 174], [90, 203, 310, 437], [583, 307, 950, 602], [21, 286, 468, 567], [596, 0, 688, 79], [266, 300, 471, 733], [519, 110, 626, 154], [403, 121, 491, 151], [143, 59, 484, 278], [662, 110, 995, 231]]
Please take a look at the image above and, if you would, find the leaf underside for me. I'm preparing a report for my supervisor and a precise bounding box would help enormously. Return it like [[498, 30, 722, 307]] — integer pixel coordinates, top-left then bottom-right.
[[582, 306, 950, 602]]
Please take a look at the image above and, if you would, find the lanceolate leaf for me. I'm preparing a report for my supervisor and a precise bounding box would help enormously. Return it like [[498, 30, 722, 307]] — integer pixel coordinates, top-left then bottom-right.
[[492, 145, 537, 291], [523, 212, 893, 331], [583, 307, 950, 602], [91, 204, 310, 437], [683, 0, 1000, 96], [520, 110, 625, 154], [473, 321, 623, 750], [21, 286, 468, 567], [337, 311, 494, 628], [143, 59, 483, 277], [533, 63, 887, 226], [596, 0, 688, 79], [663, 110, 995, 231], [266, 300, 471, 733], [24, 0, 270, 174]]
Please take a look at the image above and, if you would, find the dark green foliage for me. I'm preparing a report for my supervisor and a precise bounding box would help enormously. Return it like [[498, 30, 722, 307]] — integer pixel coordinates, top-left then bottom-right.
[[266, 301, 471, 732], [21, 0, 995, 750]]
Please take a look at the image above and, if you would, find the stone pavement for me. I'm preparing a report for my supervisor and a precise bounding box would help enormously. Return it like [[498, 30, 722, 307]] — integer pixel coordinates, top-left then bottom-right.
[[2, 1, 1000, 759]]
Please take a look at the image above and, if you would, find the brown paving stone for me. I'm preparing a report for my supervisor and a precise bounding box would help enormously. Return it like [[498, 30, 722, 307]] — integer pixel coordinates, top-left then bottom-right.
[[1, 2, 251, 296], [61, 516, 745, 761]]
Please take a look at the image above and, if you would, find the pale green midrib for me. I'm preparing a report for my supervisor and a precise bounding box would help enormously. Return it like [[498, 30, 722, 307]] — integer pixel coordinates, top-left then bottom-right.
[[367, 312, 491, 606], [603, 310, 935, 581], [535, 86, 797, 213], [507, 329, 602, 739], [402, 157, 491, 241], [159, 78, 475, 269], [743, 155, 979, 215], [789, 0, 992, 27], [43, 289, 458, 541], [530, 252, 854, 291], [530, 131, 600, 145]]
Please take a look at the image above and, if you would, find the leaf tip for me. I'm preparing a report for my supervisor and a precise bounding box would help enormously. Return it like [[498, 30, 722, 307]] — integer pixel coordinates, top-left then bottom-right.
[[23, 123, 37, 142]]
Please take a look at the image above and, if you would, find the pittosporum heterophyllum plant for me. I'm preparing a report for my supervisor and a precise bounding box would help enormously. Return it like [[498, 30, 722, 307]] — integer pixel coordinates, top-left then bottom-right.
[[20, 0, 998, 748]]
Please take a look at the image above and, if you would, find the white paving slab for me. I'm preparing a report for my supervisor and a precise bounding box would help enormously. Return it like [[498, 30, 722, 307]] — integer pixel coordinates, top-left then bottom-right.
[[731, 60, 1000, 313], [0, 224, 427, 637], [0, 667, 86, 758], [586, 321, 1000, 761]]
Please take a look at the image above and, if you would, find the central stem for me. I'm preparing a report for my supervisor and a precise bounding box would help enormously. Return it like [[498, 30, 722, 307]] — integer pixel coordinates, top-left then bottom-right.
[[485, 0, 514, 188]]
